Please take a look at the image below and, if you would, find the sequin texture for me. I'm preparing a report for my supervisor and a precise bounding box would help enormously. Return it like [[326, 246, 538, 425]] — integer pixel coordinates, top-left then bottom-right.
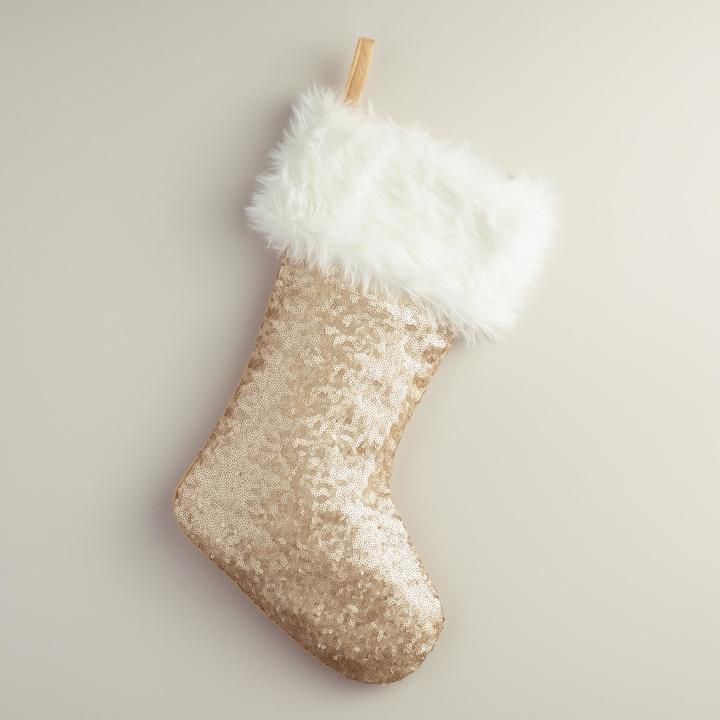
[[174, 257, 454, 683]]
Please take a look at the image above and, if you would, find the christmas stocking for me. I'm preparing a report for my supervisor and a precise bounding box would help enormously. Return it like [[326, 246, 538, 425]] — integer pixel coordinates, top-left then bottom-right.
[[174, 40, 553, 684]]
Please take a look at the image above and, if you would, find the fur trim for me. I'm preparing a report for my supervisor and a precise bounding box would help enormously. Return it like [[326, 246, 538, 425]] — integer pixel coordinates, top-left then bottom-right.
[[246, 86, 554, 339]]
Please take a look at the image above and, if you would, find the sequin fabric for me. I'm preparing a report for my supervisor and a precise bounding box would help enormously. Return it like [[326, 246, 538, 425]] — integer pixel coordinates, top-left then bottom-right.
[[174, 257, 455, 683]]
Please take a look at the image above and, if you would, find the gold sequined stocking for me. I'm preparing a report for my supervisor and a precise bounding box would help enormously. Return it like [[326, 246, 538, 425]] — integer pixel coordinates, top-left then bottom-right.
[[175, 257, 454, 683], [173, 43, 554, 683]]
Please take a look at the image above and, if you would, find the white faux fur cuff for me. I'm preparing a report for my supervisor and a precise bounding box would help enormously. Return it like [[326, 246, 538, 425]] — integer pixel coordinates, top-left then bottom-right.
[[246, 87, 554, 339]]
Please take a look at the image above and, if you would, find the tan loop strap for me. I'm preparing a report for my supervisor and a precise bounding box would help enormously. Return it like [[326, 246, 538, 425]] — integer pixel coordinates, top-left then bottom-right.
[[343, 37, 375, 106]]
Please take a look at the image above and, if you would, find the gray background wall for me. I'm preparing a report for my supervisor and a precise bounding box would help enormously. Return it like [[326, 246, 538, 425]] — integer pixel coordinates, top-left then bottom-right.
[[2, 1, 719, 718]]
